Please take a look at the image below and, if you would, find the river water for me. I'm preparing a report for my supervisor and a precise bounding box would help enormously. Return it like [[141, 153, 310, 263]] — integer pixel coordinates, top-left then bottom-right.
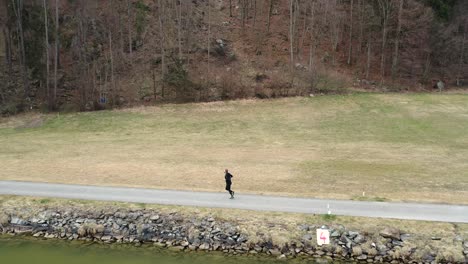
[[0, 237, 336, 264]]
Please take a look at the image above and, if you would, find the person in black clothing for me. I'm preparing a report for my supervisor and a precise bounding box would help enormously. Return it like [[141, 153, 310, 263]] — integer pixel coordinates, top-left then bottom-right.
[[224, 169, 235, 199]]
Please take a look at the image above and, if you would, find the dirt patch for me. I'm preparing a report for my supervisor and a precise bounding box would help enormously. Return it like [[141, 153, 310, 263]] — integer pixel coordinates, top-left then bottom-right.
[[15, 117, 44, 130], [0, 113, 45, 129]]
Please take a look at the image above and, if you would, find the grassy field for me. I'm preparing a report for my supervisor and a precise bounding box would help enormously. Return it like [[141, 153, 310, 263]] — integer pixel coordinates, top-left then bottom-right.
[[0, 93, 467, 204]]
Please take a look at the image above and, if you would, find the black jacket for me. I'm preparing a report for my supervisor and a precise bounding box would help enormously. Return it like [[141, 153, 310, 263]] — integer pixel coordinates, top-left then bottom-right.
[[225, 172, 233, 183]]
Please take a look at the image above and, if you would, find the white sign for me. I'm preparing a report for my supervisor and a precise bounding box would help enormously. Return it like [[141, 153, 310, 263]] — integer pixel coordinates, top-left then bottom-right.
[[316, 228, 330, 245]]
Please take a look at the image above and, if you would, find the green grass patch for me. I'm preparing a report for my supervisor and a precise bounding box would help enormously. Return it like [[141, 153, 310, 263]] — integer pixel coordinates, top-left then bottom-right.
[[39, 199, 51, 204], [351, 196, 388, 202], [321, 214, 337, 221]]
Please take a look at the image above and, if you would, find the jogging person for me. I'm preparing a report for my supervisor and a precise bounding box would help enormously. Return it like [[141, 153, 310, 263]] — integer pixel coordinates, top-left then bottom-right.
[[224, 169, 235, 199]]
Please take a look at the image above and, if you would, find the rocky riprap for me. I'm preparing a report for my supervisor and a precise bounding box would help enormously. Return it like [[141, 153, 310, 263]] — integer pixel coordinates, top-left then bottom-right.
[[0, 208, 466, 264]]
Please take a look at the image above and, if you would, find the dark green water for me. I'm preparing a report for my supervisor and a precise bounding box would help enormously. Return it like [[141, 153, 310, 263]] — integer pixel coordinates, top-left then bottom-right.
[[0, 237, 328, 264]]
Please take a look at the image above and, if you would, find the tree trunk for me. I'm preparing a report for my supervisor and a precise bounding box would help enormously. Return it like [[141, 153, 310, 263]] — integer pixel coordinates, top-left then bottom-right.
[[366, 36, 371, 79], [54, 0, 59, 106], [241, 0, 246, 30], [347, 0, 354, 65], [267, 0, 273, 33], [118, 1, 124, 55], [109, 30, 115, 104], [253, 0, 257, 28], [3, 26, 11, 71], [11, 0, 29, 98], [153, 67, 157, 100], [127, 0, 132, 64], [207, 0, 211, 91], [158, 0, 165, 98], [377, 0, 391, 82], [308, 1, 315, 72], [422, 52, 431, 84], [294, 0, 300, 58], [391, 0, 403, 80], [357, 0, 363, 54], [380, 22, 387, 80], [177, 0, 182, 60], [289, 0, 294, 86], [457, 22, 466, 86], [43, 0, 50, 103]]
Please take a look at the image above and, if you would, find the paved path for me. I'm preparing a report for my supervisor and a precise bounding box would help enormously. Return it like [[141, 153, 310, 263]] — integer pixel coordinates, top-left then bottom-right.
[[0, 181, 467, 223]]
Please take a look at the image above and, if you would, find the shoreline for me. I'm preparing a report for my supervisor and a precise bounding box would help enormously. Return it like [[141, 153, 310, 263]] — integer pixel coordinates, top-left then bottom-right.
[[1, 196, 467, 263]]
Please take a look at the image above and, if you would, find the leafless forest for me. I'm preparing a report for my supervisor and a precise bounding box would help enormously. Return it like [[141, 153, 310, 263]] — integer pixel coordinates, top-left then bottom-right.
[[0, 0, 466, 113]]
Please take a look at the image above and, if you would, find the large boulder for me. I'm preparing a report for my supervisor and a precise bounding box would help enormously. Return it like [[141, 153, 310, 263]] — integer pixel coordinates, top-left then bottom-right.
[[0, 213, 10, 226], [379, 227, 401, 240]]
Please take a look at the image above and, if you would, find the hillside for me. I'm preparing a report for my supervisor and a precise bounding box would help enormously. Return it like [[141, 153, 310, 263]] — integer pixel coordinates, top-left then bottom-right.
[[0, 0, 467, 114]]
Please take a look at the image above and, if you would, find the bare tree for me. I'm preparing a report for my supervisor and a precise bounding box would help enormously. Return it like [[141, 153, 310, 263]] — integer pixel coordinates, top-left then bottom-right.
[[308, 0, 316, 71], [289, 0, 294, 72], [127, 0, 132, 64], [177, 0, 182, 60], [328, 0, 342, 66], [357, 0, 364, 54], [391, 0, 404, 80], [11, 0, 29, 97], [253, 0, 257, 28], [207, 0, 211, 75], [267, 0, 274, 33], [366, 36, 371, 79], [158, 0, 166, 98], [347, 0, 354, 65], [43, 0, 50, 102], [109, 30, 115, 104], [54, 0, 59, 105], [376, 0, 393, 81], [457, 20, 467, 86]]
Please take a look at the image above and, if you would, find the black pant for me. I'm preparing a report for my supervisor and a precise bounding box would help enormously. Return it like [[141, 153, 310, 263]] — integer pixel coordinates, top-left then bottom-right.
[[225, 181, 233, 195]]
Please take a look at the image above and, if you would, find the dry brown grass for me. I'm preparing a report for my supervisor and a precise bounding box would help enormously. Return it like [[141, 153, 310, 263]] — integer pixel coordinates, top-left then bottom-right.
[[0, 94, 467, 204]]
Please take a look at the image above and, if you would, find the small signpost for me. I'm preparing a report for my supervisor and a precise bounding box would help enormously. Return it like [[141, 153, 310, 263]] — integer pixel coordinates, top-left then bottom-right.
[[316, 227, 330, 246]]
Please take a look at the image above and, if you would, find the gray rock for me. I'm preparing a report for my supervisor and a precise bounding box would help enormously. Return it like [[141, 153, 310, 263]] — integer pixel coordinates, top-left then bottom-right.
[[101, 235, 114, 242], [33, 232, 44, 237], [357, 254, 368, 260], [315, 250, 325, 256], [348, 231, 360, 238], [330, 230, 341, 238], [10, 217, 28, 225], [354, 234, 366, 244], [44, 233, 56, 239], [464, 241, 468, 248], [269, 249, 282, 256], [379, 227, 400, 240], [150, 215, 160, 221], [302, 234, 313, 241], [0, 213, 11, 226], [376, 244, 388, 253], [236, 235, 247, 243], [199, 243, 210, 250], [277, 254, 286, 259], [400, 233, 411, 241]]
